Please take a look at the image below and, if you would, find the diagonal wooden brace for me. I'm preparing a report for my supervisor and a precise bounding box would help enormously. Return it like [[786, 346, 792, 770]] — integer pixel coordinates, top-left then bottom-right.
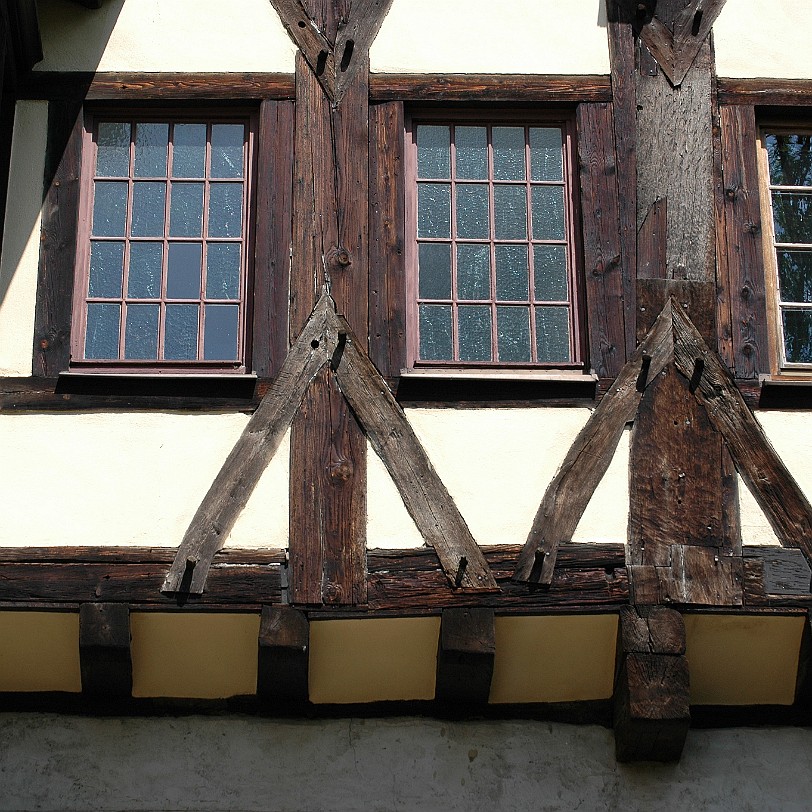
[[513, 300, 675, 586], [162, 291, 340, 595]]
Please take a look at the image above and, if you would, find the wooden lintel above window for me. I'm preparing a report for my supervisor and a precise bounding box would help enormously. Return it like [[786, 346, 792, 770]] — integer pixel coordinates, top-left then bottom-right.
[[717, 78, 812, 107], [369, 74, 611, 103]]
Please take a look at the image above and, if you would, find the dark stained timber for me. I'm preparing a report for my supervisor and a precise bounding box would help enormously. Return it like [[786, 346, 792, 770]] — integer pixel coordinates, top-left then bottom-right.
[[79, 603, 132, 698], [717, 79, 812, 106], [257, 605, 309, 703], [513, 303, 674, 585], [369, 74, 612, 102], [163, 294, 339, 595], [436, 608, 495, 705]]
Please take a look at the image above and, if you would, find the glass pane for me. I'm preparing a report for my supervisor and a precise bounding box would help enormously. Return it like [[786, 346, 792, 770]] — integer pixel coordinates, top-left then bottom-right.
[[782, 309, 812, 364], [535, 306, 571, 363], [777, 251, 812, 303], [92, 181, 128, 237], [416, 125, 450, 178], [204, 304, 239, 360], [495, 245, 529, 301], [418, 243, 451, 299], [531, 185, 566, 241], [206, 243, 241, 299], [134, 123, 168, 177], [169, 182, 204, 237], [772, 192, 812, 244], [211, 124, 244, 178], [530, 128, 563, 182], [85, 303, 120, 359], [418, 304, 452, 361], [766, 133, 812, 187], [494, 185, 527, 240], [457, 244, 491, 300], [167, 243, 202, 299], [165, 304, 199, 360], [131, 181, 166, 237], [496, 305, 531, 362], [128, 242, 163, 299], [493, 127, 526, 181], [417, 183, 451, 238], [458, 305, 492, 362], [124, 304, 159, 359], [456, 184, 490, 239], [96, 123, 130, 177], [208, 183, 243, 237], [172, 123, 207, 178], [455, 126, 487, 180], [88, 241, 124, 298], [534, 244, 568, 301]]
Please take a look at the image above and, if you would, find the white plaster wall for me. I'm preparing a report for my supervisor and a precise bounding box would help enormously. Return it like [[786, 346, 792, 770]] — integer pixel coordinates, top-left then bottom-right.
[[0, 102, 47, 376], [367, 408, 629, 549], [35, 0, 296, 73], [2, 715, 812, 811], [715, 0, 812, 79], [370, 0, 610, 75], [0, 414, 288, 548], [740, 412, 812, 546]]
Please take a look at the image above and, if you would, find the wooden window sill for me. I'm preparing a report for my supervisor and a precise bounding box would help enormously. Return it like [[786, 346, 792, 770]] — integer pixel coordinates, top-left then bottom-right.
[[400, 368, 597, 382]]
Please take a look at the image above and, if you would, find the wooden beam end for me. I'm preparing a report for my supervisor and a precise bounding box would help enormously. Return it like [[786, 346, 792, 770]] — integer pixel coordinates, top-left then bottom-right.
[[79, 603, 132, 698], [436, 608, 495, 705]]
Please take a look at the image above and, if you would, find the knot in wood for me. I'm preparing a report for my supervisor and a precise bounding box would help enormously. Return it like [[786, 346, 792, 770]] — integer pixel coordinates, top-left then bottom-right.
[[743, 220, 760, 235], [39, 338, 49, 350], [328, 457, 354, 482]]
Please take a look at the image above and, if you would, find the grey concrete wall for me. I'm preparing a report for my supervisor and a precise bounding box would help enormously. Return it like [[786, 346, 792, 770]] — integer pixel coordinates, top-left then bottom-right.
[[2, 715, 812, 811]]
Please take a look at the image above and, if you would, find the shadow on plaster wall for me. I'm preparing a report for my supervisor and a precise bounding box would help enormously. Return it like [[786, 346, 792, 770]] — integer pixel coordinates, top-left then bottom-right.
[[0, 0, 124, 313]]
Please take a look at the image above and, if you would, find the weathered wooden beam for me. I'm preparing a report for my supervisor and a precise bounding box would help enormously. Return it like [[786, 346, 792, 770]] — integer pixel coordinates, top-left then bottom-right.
[[333, 320, 497, 591], [672, 304, 812, 563], [435, 608, 495, 705], [577, 102, 627, 380], [614, 606, 690, 762], [717, 78, 812, 106], [717, 104, 768, 380], [79, 603, 132, 697], [637, 198, 667, 281], [17, 72, 296, 101], [257, 605, 309, 703], [268, 0, 336, 100], [368, 74, 612, 103], [513, 301, 674, 585], [162, 293, 339, 595]]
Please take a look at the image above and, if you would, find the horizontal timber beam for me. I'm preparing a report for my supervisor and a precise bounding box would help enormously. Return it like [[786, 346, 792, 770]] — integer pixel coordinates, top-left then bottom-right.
[[716, 78, 812, 106], [369, 73, 612, 102]]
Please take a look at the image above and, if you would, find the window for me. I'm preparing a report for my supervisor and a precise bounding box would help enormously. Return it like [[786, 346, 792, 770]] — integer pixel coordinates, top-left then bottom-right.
[[71, 112, 255, 373], [761, 128, 812, 371], [405, 113, 582, 371]]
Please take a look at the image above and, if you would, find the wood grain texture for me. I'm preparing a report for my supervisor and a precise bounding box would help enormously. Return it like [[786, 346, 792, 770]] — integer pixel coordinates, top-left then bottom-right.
[[718, 104, 768, 379], [436, 608, 495, 705], [333, 321, 497, 591], [672, 304, 812, 562], [18, 72, 296, 100], [717, 78, 812, 106], [669, 544, 742, 605], [288, 50, 369, 607], [369, 74, 612, 102], [368, 101, 405, 378], [614, 652, 690, 762], [79, 603, 132, 698], [577, 102, 626, 379], [513, 302, 674, 585], [636, 30, 715, 281], [252, 100, 294, 378], [637, 199, 667, 280], [619, 605, 686, 655], [606, 5, 639, 360], [33, 102, 83, 376], [162, 293, 339, 595]]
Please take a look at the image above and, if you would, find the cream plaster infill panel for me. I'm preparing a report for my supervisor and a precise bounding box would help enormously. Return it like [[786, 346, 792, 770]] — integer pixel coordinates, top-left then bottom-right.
[[36, 0, 296, 73], [0, 413, 288, 548], [0, 101, 48, 377], [715, 0, 812, 80], [370, 0, 610, 75]]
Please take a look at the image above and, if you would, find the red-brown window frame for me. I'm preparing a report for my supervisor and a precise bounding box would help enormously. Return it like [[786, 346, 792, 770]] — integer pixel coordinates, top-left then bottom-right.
[[70, 108, 258, 375], [404, 108, 585, 372]]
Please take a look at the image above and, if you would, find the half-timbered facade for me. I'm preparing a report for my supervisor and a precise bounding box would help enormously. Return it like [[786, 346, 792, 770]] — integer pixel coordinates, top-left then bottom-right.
[[2, 0, 812, 808]]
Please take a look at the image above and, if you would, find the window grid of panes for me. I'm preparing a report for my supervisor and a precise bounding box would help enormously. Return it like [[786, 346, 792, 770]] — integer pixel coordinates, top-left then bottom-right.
[[411, 121, 579, 367], [75, 117, 251, 368], [765, 130, 812, 367]]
